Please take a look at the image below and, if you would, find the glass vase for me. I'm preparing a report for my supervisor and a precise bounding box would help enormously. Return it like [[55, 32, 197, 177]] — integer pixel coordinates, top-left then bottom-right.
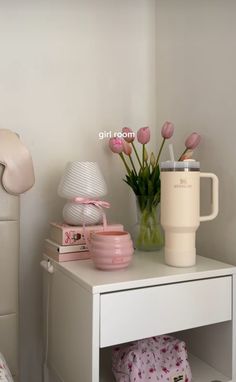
[[133, 195, 164, 251]]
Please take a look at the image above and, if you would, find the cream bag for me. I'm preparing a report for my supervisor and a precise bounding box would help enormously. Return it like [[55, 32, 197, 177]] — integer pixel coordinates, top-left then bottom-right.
[[0, 129, 35, 195]]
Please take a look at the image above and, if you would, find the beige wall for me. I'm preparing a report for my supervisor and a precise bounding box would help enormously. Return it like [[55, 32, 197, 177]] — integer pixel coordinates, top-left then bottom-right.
[[156, 0, 236, 265], [0, 1, 157, 381]]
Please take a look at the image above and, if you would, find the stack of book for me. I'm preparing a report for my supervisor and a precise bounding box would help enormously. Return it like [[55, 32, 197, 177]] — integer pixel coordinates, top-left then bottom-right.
[[44, 222, 124, 262]]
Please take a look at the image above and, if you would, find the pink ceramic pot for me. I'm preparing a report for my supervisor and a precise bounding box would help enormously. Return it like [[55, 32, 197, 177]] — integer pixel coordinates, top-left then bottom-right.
[[89, 231, 133, 270]]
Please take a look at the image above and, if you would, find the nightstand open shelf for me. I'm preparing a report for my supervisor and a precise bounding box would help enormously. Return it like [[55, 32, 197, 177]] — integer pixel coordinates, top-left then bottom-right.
[[44, 251, 236, 382], [100, 322, 233, 382], [100, 352, 230, 382]]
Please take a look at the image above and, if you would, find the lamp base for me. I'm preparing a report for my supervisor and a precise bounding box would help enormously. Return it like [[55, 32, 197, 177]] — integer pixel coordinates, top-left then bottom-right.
[[62, 202, 103, 226]]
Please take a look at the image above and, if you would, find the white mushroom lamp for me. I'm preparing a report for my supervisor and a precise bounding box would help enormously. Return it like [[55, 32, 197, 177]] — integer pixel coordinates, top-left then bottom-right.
[[58, 161, 108, 226]]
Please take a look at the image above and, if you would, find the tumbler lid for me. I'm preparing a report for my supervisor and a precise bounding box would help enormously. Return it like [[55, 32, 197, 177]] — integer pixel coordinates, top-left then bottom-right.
[[160, 159, 200, 171]]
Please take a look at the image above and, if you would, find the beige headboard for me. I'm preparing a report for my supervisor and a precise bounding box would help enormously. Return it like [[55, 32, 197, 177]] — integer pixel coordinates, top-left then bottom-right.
[[0, 164, 20, 379]]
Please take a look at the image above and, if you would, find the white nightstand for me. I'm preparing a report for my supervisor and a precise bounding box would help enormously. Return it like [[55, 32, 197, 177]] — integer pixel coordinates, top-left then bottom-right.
[[44, 251, 236, 382]]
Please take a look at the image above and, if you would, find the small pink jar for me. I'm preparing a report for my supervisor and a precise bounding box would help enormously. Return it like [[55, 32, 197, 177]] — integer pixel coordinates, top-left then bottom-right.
[[89, 231, 133, 270]]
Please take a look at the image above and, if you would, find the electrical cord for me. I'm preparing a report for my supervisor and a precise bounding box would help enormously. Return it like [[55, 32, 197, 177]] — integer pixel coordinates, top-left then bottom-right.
[[40, 260, 54, 382]]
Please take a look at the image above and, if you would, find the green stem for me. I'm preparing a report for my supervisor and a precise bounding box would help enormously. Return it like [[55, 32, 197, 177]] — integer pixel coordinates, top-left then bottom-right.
[[131, 142, 143, 169], [119, 153, 131, 175], [142, 144, 145, 168], [178, 148, 188, 161], [155, 138, 165, 166], [128, 155, 137, 175], [135, 200, 164, 250]]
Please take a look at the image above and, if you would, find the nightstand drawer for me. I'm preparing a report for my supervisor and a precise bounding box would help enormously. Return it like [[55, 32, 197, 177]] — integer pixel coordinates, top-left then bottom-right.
[[100, 276, 232, 347]]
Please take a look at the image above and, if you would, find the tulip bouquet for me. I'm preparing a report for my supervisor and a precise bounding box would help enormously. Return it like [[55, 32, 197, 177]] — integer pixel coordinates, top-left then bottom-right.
[[108, 124, 201, 251]]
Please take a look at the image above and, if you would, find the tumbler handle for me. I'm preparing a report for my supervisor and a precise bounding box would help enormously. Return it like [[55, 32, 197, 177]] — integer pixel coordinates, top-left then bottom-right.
[[199, 173, 219, 222]]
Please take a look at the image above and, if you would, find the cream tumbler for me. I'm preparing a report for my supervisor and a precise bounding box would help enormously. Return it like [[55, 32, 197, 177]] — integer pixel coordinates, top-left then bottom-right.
[[160, 160, 219, 267]]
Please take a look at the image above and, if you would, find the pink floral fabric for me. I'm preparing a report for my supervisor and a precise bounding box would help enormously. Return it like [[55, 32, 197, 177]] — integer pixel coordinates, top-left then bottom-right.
[[0, 353, 14, 382], [112, 335, 192, 382]]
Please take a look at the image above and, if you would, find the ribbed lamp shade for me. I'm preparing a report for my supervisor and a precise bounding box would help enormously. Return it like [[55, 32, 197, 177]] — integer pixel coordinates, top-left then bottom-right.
[[58, 161, 107, 199]]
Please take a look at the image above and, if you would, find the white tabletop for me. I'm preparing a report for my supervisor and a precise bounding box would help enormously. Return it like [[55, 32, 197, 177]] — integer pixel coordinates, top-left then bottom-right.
[[46, 251, 236, 294]]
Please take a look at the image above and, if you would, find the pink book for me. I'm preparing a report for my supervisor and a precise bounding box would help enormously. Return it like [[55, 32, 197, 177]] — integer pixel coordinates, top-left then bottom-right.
[[45, 238, 88, 253], [49, 222, 124, 245]]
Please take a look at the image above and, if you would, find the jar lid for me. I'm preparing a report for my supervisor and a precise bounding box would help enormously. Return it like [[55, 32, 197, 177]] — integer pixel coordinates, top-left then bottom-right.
[[160, 160, 200, 171]]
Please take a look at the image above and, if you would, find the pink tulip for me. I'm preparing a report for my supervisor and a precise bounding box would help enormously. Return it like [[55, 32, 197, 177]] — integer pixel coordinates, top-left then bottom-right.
[[161, 121, 174, 139], [185, 132, 201, 150], [109, 137, 124, 154], [122, 127, 135, 143], [123, 141, 132, 156], [137, 127, 150, 144]]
